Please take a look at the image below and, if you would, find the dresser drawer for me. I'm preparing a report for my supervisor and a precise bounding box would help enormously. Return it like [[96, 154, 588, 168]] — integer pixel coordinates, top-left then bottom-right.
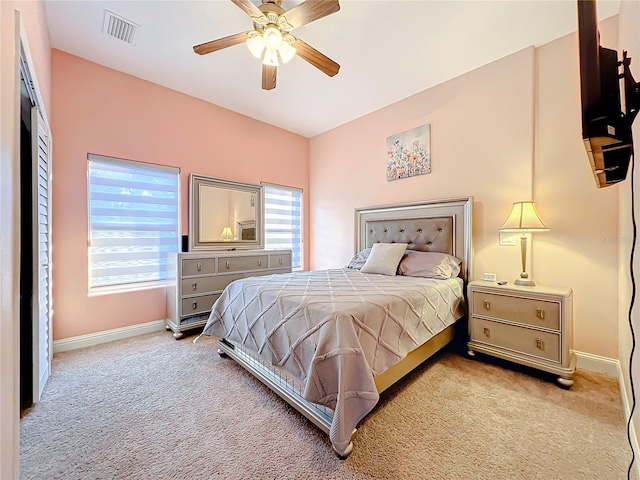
[[181, 293, 221, 317], [470, 317, 560, 362], [181, 273, 243, 295], [472, 291, 560, 330], [218, 255, 268, 273], [269, 253, 292, 269], [182, 258, 216, 276]]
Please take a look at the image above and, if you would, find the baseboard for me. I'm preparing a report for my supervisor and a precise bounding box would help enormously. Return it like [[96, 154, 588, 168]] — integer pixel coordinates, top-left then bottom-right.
[[573, 350, 620, 377], [617, 361, 640, 479], [53, 319, 166, 354]]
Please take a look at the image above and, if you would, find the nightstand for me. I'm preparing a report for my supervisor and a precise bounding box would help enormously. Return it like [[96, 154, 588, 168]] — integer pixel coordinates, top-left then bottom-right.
[[466, 280, 576, 387]]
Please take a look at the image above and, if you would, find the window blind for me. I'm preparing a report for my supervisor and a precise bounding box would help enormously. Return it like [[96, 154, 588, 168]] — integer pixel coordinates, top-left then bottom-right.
[[88, 154, 180, 289], [263, 184, 302, 269]]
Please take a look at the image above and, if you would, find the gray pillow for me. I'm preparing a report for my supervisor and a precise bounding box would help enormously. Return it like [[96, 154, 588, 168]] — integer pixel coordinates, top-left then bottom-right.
[[360, 243, 408, 276], [346, 248, 371, 270], [398, 251, 462, 279]]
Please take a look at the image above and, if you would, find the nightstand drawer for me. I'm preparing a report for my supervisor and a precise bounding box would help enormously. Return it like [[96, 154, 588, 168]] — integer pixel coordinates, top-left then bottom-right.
[[218, 255, 269, 272], [470, 318, 560, 362], [181, 293, 221, 317], [181, 273, 243, 295], [472, 291, 560, 330], [182, 258, 216, 276]]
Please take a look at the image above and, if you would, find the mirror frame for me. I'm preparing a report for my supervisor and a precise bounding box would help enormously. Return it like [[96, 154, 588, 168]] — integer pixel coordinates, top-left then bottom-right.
[[188, 173, 264, 251]]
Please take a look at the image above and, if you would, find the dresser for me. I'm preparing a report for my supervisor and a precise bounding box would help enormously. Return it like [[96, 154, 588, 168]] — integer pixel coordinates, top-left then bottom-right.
[[467, 281, 576, 387], [165, 249, 292, 339]]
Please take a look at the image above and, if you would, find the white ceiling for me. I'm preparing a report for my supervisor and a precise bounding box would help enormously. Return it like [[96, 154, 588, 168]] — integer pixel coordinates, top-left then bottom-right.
[[44, 0, 621, 138]]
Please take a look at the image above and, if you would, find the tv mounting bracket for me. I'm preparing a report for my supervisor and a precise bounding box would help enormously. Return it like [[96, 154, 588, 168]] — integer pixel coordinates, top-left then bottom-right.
[[621, 51, 640, 125]]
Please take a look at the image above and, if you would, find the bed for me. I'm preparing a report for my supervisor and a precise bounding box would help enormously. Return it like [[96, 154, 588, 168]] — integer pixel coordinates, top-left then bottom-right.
[[200, 197, 473, 457]]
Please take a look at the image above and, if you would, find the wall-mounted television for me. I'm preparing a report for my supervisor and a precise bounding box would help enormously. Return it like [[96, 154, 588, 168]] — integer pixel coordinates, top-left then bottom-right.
[[578, 0, 639, 188]]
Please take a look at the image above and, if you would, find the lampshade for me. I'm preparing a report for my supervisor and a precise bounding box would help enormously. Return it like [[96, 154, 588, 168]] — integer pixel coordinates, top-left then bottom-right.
[[499, 201, 550, 232], [246, 35, 265, 59], [263, 26, 283, 50], [278, 41, 296, 64], [499, 201, 548, 286], [221, 226, 233, 240], [262, 48, 279, 66]]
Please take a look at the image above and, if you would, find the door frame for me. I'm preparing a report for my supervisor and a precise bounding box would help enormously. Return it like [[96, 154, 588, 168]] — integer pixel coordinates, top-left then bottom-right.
[[0, 8, 51, 479], [19, 4, 52, 404]]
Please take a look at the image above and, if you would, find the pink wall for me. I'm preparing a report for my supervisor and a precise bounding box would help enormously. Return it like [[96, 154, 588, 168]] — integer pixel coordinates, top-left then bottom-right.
[[309, 47, 536, 281], [534, 17, 619, 358], [617, 0, 640, 454], [51, 50, 309, 340], [309, 33, 621, 358]]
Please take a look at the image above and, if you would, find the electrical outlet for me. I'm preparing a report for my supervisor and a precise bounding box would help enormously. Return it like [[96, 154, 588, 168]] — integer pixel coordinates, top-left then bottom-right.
[[499, 232, 517, 246], [482, 273, 497, 282]]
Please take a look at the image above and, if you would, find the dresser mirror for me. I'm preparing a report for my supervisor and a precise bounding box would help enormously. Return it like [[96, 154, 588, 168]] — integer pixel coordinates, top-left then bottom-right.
[[188, 173, 264, 251]]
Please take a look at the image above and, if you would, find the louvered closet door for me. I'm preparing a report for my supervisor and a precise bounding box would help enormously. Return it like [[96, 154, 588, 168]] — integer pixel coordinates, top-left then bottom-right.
[[31, 106, 52, 402]]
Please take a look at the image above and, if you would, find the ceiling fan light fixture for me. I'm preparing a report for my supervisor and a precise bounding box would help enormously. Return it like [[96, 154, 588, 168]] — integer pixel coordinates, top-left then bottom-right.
[[246, 33, 265, 59], [193, 0, 341, 90], [262, 48, 279, 66], [262, 25, 283, 50], [278, 41, 296, 63], [277, 15, 293, 33]]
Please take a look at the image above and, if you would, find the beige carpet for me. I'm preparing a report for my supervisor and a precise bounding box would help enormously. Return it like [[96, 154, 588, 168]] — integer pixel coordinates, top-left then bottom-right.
[[20, 331, 634, 480]]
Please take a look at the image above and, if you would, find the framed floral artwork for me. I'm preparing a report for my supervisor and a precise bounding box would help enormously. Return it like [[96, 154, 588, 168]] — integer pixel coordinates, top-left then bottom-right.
[[386, 123, 431, 181]]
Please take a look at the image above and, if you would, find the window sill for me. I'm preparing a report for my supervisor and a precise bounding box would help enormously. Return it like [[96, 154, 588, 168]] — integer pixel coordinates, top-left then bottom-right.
[[88, 280, 170, 297]]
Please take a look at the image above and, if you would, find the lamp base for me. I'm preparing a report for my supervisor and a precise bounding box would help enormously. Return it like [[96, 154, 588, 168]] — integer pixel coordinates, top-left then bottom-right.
[[514, 278, 536, 286]]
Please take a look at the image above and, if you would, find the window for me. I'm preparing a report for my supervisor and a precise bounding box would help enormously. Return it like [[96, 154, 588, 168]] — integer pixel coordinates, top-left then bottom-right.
[[263, 183, 303, 270], [88, 154, 180, 290]]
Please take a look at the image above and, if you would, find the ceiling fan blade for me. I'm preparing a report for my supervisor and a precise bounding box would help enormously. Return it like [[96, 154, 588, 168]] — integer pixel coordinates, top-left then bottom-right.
[[193, 32, 249, 55], [284, 0, 340, 29], [295, 39, 340, 77], [262, 64, 277, 90], [231, 0, 266, 20]]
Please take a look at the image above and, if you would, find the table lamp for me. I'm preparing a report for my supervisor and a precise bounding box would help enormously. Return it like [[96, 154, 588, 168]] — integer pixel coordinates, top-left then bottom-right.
[[499, 201, 549, 286], [221, 226, 233, 241]]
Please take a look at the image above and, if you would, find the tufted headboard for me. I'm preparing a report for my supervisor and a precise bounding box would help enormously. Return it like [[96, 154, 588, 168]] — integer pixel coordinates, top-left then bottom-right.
[[354, 197, 473, 282]]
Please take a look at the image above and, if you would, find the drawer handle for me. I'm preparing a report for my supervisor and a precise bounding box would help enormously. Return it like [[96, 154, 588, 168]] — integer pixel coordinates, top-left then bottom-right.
[[536, 337, 545, 350], [192, 301, 198, 310], [279, 258, 283, 265], [225, 261, 230, 269], [483, 300, 491, 310], [536, 307, 545, 319], [483, 326, 490, 338], [196, 262, 202, 271], [192, 282, 197, 291], [258, 259, 262, 266]]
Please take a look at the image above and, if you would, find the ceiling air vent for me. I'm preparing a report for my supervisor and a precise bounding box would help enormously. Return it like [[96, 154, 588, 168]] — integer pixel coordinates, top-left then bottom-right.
[[103, 10, 140, 46]]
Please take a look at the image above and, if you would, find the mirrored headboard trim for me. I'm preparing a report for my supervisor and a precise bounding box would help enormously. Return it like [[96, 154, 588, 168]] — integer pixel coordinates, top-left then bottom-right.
[[188, 173, 264, 251]]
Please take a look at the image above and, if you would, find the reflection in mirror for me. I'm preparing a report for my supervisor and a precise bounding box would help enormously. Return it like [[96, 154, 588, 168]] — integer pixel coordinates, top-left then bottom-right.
[[237, 220, 256, 240], [198, 186, 255, 242], [189, 174, 263, 251]]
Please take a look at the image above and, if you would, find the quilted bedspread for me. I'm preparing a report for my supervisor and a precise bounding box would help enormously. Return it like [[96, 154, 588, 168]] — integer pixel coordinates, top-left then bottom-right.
[[202, 268, 465, 455]]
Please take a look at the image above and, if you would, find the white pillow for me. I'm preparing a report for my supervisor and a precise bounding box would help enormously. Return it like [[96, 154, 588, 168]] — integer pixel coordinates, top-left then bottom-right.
[[360, 243, 408, 276]]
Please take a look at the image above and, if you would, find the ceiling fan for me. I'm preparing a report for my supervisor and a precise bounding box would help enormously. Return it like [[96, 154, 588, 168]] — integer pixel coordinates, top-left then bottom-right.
[[193, 0, 340, 90]]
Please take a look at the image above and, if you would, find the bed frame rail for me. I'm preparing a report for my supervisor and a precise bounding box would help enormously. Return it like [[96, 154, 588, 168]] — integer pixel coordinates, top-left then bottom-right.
[[217, 339, 334, 436]]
